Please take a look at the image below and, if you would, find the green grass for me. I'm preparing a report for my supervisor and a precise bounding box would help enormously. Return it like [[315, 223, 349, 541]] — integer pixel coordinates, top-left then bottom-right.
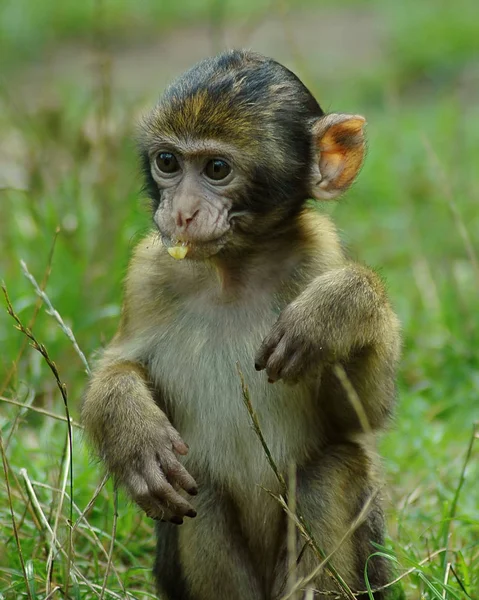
[[1, 0, 478, 598]]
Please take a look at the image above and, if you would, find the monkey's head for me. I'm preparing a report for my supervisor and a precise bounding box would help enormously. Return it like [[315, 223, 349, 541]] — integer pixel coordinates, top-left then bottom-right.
[[139, 49, 366, 260]]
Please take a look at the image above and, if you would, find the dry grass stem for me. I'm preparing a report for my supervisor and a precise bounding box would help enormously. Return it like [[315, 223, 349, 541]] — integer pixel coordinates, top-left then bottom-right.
[[47, 434, 71, 595], [280, 490, 380, 599], [286, 462, 299, 600], [20, 259, 91, 376], [44, 586, 62, 599], [32, 476, 130, 585], [2, 283, 74, 515], [332, 364, 371, 435], [236, 364, 356, 600], [3, 282, 75, 593], [0, 228, 58, 398], [0, 434, 33, 600], [0, 395, 82, 427], [236, 363, 286, 490], [70, 473, 109, 536], [19, 468, 106, 599], [100, 489, 120, 599]]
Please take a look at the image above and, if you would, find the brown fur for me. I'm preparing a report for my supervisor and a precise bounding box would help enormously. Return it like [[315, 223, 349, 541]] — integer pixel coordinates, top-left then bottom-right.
[[82, 50, 400, 599], [83, 211, 400, 598]]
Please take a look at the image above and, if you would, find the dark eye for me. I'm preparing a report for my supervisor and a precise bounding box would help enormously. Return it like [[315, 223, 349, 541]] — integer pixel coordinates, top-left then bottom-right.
[[156, 152, 180, 174], [204, 159, 231, 181]]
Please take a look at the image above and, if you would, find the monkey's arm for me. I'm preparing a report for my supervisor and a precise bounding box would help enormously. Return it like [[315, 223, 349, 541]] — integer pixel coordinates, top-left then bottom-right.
[[82, 240, 198, 522], [255, 264, 400, 431]]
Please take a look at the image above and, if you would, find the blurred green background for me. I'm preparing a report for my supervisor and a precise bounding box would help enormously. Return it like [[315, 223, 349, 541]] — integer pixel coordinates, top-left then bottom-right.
[[1, 0, 478, 598]]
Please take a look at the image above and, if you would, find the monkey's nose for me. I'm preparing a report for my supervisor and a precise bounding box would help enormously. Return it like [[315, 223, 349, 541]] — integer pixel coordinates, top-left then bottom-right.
[[175, 208, 200, 231]]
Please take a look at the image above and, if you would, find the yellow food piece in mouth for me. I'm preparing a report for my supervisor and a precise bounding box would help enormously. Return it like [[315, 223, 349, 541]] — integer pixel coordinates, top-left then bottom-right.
[[167, 245, 189, 260]]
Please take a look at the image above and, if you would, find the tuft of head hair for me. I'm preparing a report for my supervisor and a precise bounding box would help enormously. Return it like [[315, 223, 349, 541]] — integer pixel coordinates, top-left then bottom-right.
[[140, 50, 325, 214]]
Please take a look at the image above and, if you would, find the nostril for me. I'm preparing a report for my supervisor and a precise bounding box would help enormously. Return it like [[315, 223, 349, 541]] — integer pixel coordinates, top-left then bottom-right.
[[177, 208, 199, 230], [185, 209, 199, 225]]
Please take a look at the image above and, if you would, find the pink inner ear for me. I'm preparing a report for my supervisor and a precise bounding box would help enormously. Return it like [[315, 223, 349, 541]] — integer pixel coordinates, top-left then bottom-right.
[[312, 115, 366, 200], [318, 152, 344, 187]]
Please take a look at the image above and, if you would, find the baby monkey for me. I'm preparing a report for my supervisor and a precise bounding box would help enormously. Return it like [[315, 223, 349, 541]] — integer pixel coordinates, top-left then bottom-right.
[[82, 50, 400, 599]]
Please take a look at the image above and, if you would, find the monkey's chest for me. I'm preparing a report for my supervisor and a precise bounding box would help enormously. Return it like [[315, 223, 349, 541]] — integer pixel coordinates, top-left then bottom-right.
[[147, 299, 321, 491]]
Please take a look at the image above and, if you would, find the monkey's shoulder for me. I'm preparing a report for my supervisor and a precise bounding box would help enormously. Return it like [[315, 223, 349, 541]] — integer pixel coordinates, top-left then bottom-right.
[[119, 234, 178, 332], [297, 209, 345, 272], [128, 232, 170, 276]]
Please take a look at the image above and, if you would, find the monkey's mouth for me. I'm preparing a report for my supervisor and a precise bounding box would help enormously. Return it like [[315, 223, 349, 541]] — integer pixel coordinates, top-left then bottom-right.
[[161, 235, 227, 261]]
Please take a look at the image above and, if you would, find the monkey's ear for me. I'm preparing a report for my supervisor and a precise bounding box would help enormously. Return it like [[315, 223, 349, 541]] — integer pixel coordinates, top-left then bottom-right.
[[310, 114, 366, 200]]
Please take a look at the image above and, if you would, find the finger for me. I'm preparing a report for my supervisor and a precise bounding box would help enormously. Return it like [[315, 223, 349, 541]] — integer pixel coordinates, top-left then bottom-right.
[[125, 473, 177, 522], [255, 327, 284, 371], [135, 494, 184, 524], [136, 494, 171, 521], [164, 458, 198, 496], [145, 468, 197, 518], [166, 424, 189, 456], [279, 350, 305, 383], [124, 470, 149, 498], [265, 335, 294, 382]]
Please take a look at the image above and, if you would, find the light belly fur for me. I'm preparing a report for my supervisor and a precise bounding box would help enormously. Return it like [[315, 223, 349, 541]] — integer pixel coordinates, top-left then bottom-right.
[[146, 294, 322, 495]]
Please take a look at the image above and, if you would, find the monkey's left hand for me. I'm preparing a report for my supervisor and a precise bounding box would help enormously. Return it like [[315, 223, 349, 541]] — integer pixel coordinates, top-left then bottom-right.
[[255, 267, 383, 383], [254, 301, 331, 384]]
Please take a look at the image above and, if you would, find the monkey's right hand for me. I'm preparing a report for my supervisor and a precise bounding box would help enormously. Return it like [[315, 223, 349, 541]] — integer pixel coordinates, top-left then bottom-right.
[[103, 409, 198, 524]]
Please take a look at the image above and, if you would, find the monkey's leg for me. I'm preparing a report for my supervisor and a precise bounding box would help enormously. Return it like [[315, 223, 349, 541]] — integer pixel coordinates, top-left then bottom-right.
[[273, 443, 389, 600], [154, 486, 263, 600]]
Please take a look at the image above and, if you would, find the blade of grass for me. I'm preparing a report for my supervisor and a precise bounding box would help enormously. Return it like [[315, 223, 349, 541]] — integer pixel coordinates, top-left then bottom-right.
[[440, 423, 477, 575], [2, 283, 75, 596], [0, 433, 33, 600]]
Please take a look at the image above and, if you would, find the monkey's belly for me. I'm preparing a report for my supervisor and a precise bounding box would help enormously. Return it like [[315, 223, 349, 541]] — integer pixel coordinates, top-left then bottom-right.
[[147, 305, 323, 494]]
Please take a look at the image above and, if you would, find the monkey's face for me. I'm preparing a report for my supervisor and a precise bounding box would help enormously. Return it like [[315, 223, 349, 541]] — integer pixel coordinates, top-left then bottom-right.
[[147, 139, 249, 260], [139, 51, 366, 261], [138, 51, 324, 261]]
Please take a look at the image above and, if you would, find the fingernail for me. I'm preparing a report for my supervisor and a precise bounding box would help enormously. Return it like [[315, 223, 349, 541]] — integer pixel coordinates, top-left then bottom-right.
[[170, 516, 183, 525], [188, 486, 198, 496], [268, 377, 276, 384], [187, 509, 197, 518], [254, 362, 261, 371]]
